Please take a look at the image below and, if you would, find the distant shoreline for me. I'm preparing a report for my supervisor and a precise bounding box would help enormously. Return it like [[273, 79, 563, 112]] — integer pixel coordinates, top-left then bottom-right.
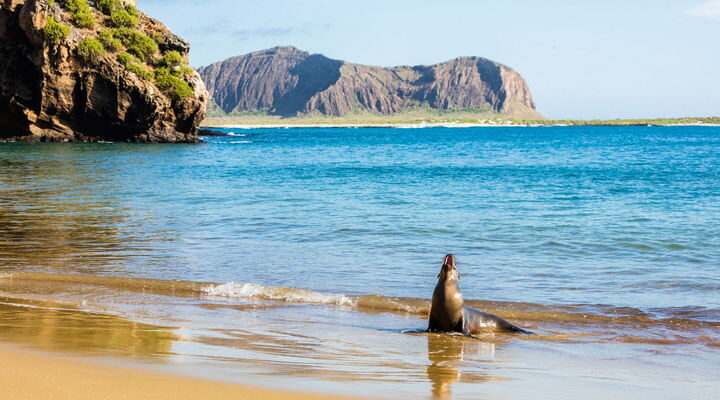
[[201, 121, 720, 130]]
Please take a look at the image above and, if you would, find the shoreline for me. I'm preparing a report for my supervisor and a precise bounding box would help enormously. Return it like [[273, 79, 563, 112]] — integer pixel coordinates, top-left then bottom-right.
[[201, 122, 720, 129], [0, 344, 363, 400]]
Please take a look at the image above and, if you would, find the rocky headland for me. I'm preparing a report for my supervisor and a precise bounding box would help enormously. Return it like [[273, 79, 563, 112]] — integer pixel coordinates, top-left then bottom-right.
[[0, 0, 207, 142], [199, 46, 542, 120]]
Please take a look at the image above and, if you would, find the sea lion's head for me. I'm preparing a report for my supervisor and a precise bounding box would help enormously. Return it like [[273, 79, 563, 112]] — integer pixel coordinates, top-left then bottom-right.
[[438, 254, 459, 281]]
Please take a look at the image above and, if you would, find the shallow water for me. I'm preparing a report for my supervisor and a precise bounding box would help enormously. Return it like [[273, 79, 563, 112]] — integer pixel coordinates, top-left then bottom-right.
[[0, 126, 719, 399]]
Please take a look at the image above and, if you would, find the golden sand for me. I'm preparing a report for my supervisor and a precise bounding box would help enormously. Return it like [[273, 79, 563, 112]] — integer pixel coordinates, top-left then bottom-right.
[[0, 345, 362, 400]]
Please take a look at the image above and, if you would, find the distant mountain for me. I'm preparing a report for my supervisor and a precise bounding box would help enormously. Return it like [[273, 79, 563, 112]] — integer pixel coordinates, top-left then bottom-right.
[[198, 46, 542, 119]]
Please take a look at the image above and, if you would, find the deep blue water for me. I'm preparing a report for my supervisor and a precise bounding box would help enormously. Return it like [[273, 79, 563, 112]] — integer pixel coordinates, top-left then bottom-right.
[[1, 126, 718, 311]]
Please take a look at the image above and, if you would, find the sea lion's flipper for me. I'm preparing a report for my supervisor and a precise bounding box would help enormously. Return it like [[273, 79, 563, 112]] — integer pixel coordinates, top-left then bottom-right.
[[459, 318, 471, 336], [463, 306, 533, 335], [508, 325, 534, 335], [495, 315, 533, 335], [428, 317, 438, 332]]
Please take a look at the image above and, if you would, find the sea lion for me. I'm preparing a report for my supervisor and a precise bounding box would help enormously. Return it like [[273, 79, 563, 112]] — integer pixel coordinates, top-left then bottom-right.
[[428, 254, 532, 335]]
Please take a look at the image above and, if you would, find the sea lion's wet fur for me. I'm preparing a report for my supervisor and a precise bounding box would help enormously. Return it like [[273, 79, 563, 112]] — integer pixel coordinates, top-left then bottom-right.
[[428, 255, 532, 335]]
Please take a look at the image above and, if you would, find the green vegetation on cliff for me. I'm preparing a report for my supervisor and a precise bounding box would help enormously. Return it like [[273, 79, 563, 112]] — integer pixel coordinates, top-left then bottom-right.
[[63, 0, 95, 28], [110, 8, 138, 28], [41, 0, 195, 100], [110, 27, 157, 61], [95, 0, 123, 15], [42, 16, 69, 45], [76, 38, 105, 61], [117, 52, 152, 80], [154, 68, 193, 100], [97, 28, 121, 52], [158, 50, 183, 68], [1, 0, 206, 142]]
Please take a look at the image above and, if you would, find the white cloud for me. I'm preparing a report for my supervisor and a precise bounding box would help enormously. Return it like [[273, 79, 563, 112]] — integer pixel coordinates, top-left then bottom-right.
[[687, 0, 720, 18]]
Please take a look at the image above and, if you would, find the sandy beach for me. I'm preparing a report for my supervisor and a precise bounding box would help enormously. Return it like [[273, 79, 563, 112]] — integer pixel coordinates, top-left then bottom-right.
[[0, 344, 361, 400]]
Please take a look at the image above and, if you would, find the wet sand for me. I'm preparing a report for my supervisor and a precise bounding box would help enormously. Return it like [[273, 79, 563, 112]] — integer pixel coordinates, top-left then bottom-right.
[[0, 344, 362, 400], [0, 276, 718, 400]]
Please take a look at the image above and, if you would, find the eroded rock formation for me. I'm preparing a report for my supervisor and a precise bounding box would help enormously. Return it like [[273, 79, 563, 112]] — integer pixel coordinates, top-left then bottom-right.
[[199, 46, 541, 119], [0, 0, 207, 142]]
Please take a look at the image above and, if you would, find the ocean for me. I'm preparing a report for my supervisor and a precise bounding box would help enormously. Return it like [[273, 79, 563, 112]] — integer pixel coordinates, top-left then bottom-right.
[[1, 126, 718, 399]]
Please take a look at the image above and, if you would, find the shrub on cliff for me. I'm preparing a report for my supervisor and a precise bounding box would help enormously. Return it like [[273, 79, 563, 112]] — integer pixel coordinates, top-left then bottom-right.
[[111, 28, 158, 62], [117, 52, 154, 80], [154, 68, 193, 100], [117, 51, 134, 66], [63, 0, 95, 28], [158, 51, 182, 68], [43, 16, 70, 45], [157, 51, 193, 78], [76, 38, 106, 62], [95, 0, 122, 15], [110, 9, 139, 28], [126, 4, 140, 18], [151, 32, 166, 46], [98, 29, 122, 52]]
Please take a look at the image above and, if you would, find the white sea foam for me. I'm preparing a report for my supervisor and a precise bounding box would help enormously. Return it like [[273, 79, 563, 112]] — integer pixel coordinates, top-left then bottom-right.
[[397, 122, 429, 129], [202, 282, 356, 307]]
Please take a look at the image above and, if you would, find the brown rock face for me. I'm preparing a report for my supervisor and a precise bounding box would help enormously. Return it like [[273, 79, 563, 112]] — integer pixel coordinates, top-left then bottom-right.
[[0, 0, 208, 143], [198, 46, 541, 119]]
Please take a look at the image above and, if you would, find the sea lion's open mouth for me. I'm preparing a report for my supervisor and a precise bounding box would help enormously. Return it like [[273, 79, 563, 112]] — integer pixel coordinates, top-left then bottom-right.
[[438, 254, 458, 279]]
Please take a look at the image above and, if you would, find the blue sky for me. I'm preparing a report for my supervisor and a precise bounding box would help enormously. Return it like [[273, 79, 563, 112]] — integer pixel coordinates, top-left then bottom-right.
[[139, 0, 720, 119]]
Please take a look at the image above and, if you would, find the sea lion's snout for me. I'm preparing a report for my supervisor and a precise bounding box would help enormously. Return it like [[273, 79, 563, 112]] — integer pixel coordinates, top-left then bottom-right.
[[438, 254, 458, 280]]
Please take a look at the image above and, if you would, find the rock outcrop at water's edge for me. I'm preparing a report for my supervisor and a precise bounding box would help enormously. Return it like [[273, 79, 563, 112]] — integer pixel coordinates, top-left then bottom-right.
[[0, 0, 207, 142], [199, 46, 542, 119]]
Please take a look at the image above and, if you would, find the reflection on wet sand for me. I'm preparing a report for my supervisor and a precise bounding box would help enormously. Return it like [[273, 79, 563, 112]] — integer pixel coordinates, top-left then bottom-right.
[[0, 155, 130, 272], [0, 298, 177, 358], [189, 328, 429, 383], [426, 334, 504, 399], [427, 334, 464, 399], [0, 147, 182, 275]]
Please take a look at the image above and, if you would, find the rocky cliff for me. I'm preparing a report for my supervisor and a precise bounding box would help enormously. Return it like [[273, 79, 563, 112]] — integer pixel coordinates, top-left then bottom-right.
[[0, 0, 207, 142], [198, 46, 541, 119]]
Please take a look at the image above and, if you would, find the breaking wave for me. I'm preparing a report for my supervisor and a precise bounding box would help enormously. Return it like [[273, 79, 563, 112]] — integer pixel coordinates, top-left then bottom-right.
[[203, 282, 355, 307], [2, 271, 719, 332]]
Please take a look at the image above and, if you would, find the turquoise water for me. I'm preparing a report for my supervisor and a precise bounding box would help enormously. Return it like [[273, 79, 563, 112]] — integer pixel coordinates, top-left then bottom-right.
[[1, 126, 719, 399], [1, 126, 719, 311]]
